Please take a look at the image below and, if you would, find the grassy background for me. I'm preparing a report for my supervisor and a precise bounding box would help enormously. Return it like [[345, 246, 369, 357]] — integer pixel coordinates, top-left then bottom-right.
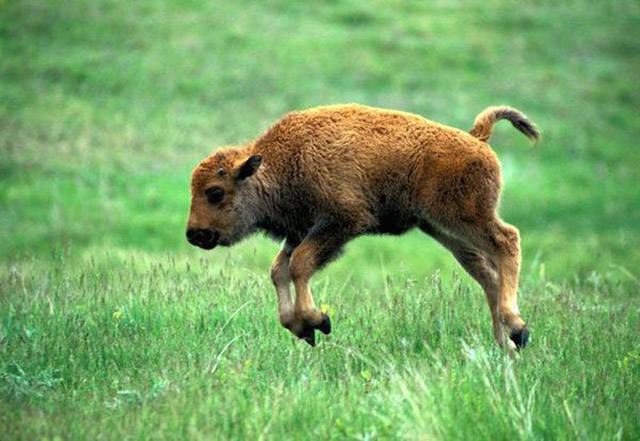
[[1, 0, 639, 439]]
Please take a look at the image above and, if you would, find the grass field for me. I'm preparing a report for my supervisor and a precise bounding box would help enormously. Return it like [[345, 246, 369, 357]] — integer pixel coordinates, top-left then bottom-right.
[[1, 0, 639, 439]]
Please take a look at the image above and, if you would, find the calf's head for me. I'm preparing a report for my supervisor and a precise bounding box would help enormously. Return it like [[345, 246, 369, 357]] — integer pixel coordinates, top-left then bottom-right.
[[186, 150, 262, 250]]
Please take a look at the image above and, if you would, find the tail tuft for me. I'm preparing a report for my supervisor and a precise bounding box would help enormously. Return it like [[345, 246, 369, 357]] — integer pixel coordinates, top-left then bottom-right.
[[469, 106, 540, 142]]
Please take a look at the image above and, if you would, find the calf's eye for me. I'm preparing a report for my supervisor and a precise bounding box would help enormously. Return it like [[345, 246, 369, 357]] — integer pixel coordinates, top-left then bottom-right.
[[205, 186, 225, 204]]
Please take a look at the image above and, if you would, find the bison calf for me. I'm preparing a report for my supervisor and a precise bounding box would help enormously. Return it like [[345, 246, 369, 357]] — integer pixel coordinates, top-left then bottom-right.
[[186, 104, 539, 351]]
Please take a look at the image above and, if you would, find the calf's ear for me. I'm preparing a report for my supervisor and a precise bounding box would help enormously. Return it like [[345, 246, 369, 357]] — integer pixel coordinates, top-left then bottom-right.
[[235, 154, 262, 180]]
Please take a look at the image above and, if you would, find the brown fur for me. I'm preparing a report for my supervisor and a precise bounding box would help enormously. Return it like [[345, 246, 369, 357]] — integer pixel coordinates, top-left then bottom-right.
[[187, 104, 539, 350]]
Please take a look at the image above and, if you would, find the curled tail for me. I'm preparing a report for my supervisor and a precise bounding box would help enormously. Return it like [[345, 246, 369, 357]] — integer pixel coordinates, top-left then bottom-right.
[[469, 106, 540, 142]]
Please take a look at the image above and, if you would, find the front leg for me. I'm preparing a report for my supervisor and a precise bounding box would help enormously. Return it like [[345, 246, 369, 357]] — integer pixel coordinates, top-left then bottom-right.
[[287, 223, 352, 346], [270, 239, 297, 328]]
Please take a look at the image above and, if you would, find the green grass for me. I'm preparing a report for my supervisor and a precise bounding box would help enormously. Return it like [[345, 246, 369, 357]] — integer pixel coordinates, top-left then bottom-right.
[[1, 0, 639, 439]]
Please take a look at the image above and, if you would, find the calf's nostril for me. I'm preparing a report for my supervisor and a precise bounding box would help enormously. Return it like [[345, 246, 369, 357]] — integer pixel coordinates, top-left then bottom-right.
[[200, 229, 213, 242]]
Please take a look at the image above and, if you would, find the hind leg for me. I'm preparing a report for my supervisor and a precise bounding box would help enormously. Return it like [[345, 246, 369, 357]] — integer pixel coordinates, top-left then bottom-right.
[[420, 222, 504, 346], [490, 220, 528, 349], [422, 155, 528, 350], [447, 218, 528, 351]]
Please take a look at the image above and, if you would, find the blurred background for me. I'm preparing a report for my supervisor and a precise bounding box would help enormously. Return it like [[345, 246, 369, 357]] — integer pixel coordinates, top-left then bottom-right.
[[1, 0, 639, 285]]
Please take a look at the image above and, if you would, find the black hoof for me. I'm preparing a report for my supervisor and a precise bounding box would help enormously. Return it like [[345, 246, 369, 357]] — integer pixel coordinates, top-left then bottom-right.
[[316, 315, 331, 335], [290, 313, 331, 347], [510, 326, 529, 349], [302, 333, 315, 347], [298, 327, 316, 347]]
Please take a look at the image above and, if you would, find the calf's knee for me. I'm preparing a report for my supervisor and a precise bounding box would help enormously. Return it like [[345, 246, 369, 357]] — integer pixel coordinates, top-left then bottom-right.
[[495, 224, 520, 257], [270, 262, 287, 286], [288, 252, 314, 282]]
